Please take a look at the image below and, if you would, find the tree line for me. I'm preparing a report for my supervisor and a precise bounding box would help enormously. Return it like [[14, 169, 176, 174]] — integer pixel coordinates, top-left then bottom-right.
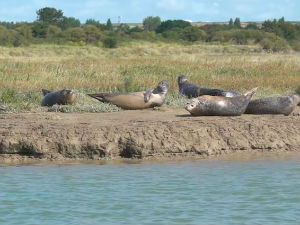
[[0, 7, 299, 51]]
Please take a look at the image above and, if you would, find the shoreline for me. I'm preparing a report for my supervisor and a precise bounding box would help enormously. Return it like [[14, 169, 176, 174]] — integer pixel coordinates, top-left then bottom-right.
[[1, 107, 299, 165], [1, 151, 299, 166]]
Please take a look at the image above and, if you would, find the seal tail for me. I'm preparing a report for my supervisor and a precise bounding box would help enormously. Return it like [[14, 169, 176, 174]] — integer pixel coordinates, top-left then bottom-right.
[[42, 89, 52, 96], [243, 87, 258, 99], [87, 93, 115, 103]]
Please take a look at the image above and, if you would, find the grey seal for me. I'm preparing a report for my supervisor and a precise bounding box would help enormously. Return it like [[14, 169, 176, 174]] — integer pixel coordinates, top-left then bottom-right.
[[178, 75, 240, 98], [185, 87, 257, 116], [41, 89, 76, 106], [88, 81, 169, 110], [245, 94, 300, 116]]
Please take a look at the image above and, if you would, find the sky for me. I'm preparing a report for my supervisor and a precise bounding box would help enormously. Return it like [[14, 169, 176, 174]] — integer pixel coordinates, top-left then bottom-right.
[[0, 0, 299, 23]]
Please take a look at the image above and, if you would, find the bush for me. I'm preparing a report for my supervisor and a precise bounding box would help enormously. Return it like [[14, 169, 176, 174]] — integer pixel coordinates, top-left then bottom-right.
[[103, 37, 117, 48], [64, 27, 86, 42], [181, 26, 207, 42]]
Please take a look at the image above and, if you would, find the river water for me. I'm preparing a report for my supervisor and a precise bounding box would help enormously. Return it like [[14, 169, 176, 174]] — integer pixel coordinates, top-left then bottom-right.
[[0, 157, 299, 225]]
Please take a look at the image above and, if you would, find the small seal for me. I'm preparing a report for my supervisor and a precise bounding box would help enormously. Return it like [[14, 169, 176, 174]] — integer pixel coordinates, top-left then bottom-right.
[[178, 75, 240, 98], [245, 94, 300, 116], [88, 81, 169, 110], [185, 87, 257, 116], [41, 89, 75, 106]]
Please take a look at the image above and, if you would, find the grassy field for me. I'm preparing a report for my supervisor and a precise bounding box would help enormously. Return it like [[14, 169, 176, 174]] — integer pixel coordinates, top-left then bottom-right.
[[0, 42, 299, 112]]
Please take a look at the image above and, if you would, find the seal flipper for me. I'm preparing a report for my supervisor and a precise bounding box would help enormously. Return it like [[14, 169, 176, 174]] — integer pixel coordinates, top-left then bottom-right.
[[143, 91, 152, 103], [88, 93, 118, 103], [42, 89, 52, 96]]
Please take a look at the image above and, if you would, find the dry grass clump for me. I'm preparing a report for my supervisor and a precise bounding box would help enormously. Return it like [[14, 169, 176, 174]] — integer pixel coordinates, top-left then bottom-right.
[[0, 42, 299, 112]]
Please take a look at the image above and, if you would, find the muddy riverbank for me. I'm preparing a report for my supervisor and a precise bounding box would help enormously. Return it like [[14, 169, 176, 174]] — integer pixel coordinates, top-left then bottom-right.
[[0, 107, 299, 164]]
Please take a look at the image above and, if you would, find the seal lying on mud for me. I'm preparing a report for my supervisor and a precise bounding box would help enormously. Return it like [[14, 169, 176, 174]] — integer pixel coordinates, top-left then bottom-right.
[[41, 89, 76, 106], [245, 94, 300, 116], [185, 87, 257, 116], [178, 75, 240, 98], [88, 81, 169, 110]]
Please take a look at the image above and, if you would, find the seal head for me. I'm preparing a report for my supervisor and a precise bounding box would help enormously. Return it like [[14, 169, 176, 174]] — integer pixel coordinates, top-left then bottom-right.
[[41, 89, 76, 106]]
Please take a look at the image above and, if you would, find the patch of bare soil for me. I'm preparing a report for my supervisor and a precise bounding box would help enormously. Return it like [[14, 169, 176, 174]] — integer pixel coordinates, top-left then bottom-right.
[[0, 107, 299, 164]]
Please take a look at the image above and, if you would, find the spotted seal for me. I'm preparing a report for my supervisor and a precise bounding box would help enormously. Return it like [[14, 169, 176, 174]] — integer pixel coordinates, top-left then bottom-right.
[[245, 94, 300, 116], [185, 87, 257, 116], [88, 81, 169, 110], [178, 75, 240, 98], [41, 89, 76, 106]]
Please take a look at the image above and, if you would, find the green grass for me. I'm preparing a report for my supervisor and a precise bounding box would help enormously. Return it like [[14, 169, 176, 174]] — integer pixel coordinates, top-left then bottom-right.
[[0, 42, 299, 112]]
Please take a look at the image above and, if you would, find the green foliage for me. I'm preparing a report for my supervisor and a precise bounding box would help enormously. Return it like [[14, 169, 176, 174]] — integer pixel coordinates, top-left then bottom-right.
[[106, 19, 113, 31], [116, 23, 130, 34], [64, 27, 86, 42], [234, 18, 241, 28], [103, 37, 117, 48], [130, 26, 143, 33], [156, 20, 191, 33], [83, 25, 101, 43], [229, 18, 234, 28], [32, 22, 48, 38], [59, 17, 81, 30], [246, 23, 258, 29], [162, 27, 183, 40], [181, 26, 207, 42], [36, 7, 64, 25], [143, 16, 161, 31], [0, 25, 14, 46]]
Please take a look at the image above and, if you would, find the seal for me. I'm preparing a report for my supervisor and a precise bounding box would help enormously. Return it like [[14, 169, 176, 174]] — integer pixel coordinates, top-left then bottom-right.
[[185, 87, 257, 116], [41, 89, 76, 106], [178, 75, 240, 98], [245, 94, 300, 116], [88, 81, 169, 110]]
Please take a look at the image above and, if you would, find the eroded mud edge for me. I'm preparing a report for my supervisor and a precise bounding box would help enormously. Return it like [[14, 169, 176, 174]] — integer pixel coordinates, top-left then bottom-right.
[[0, 109, 299, 165]]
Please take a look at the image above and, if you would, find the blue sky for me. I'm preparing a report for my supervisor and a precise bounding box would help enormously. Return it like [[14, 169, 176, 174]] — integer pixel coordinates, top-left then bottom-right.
[[0, 0, 299, 23]]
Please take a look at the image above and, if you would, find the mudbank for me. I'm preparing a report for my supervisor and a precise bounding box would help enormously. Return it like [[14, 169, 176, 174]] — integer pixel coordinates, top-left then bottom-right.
[[0, 108, 299, 163]]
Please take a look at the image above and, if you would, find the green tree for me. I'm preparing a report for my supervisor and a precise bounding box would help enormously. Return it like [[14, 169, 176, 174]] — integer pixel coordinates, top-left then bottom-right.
[[59, 17, 81, 30], [46, 25, 62, 41], [143, 16, 161, 31], [116, 23, 130, 34], [36, 7, 64, 25], [32, 22, 48, 38], [246, 23, 258, 29], [234, 17, 241, 28], [83, 25, 101, 43], [106, 18, 113, 30], [156, 20, 191, 33], [228, 18, 233, 28], [64, 27, 86, 42], [181, 26, 207, 42], [0, 25, 13, 46], [103, 37, 117, 48]]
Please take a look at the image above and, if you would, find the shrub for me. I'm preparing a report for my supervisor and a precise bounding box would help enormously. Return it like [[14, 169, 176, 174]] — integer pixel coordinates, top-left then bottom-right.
[[103, 37, 117, 48], [64, 27, 86, 42], [181, 26, 207, 42]]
